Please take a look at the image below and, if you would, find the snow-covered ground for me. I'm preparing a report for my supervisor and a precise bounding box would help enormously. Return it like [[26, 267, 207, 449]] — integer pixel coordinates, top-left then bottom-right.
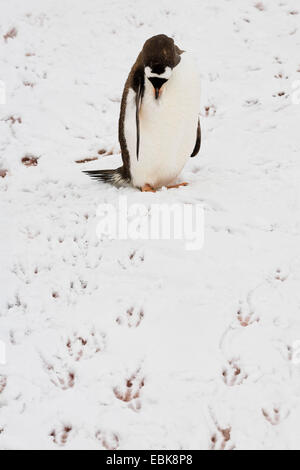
[[1, 0, 300, 450]]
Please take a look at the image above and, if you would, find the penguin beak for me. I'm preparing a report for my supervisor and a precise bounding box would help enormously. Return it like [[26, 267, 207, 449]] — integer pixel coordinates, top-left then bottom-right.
[[148, 77, 168, 100]]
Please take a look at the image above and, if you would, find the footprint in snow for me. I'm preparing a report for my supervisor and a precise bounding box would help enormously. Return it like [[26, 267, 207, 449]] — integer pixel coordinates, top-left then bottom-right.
[[222, 359, 248, 387], [95, 430, 120, 450], [113, 370, 145, 412], [50, 425, 72, 447], [262, 406, 289, 426], [116, 306, 144, 328], [66, 330, 105, 361]]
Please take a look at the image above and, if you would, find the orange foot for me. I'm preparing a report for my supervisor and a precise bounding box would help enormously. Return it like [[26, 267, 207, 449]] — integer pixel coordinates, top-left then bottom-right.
[[166, 182, 188, 189], [141, 184, 157, 192]]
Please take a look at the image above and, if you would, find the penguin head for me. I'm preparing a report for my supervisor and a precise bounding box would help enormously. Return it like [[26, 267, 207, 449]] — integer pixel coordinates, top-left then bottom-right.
[[142, 34, 182, 99]]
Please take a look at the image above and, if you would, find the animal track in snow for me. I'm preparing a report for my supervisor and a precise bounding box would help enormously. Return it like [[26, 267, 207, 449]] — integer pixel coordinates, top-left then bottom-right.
[[42, 358, 75, 390], [68, 277, 95, 295], [210, 426, 234, 450], [4, 115, 22, 125], [50, 425, 72, 447], [98, 148, 114, 156], [237, 299, 259, 327], [3, 27, 17, 41], [274, 73, 288, 80], [114, 371, 145, 411], [278, 343, 293, 362], [275, 268, 288, 282], [254, 2, 265, 11], [204, 105, 216, 116], [209, 410, 235, 450], [116, 306, 144, 328], [50, 369, 75, 390], [244, 99, 259, 107], [22, 154, 39, 166], [222, 359, 248, 387], [118, 250, 144, 269], [66, 330, 105, 361], [272, 91, 288, 99], [23, 81, 36, 88], [7, 293, 27, 313], [129, 250, 144, 263], [75, 156, 98, 164], [11, 262, 31, 284], [0, 376, 7, 394], [95, 430, 120, 450], [262, 406, 289, 426]]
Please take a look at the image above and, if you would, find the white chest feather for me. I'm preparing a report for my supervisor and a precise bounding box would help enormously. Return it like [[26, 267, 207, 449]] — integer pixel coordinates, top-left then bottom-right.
[[124, 53, 201, 189]]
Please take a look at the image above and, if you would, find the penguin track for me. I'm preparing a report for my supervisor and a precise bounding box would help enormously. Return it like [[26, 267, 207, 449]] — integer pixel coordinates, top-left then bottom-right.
[[41, 356, 75, 390], [113, 370, 145, 411], [209, 410, 235, 450], [11, 262, 32, 284], [50, 425, 72, 447], [21, 154, 39, 167], [66, 330, 105, 361], [210, 427, 234, 450], [204, 105, 216, 117], [3, 116, 22, 125], [274, 268, 288, 282], [9, 328, 32, 346], [118, 250, 144, 269], [254, 2, 265, 11], [95, 430, 120, 450], [75, 156, 98, 164], [7, 293, 27, 314], [2, 115, 22, 139], [276, 341, 293, 362], [3, 27, 18, 41], [262, 406, 289, 426], [116, 306, 144, 328], [237, 299, 259, 327], [274, 73, 289, 80], [0, 376, 7, 395], [222, 359, 248, 387]]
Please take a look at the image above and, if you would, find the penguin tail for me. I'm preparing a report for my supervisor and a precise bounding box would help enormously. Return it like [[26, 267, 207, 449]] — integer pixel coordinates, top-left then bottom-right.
[[83, 166, 130, 188]]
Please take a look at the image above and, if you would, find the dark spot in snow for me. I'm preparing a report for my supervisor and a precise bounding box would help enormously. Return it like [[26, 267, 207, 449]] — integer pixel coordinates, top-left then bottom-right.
[[23, 81, 35, 88], [3, 27, 17, 42], [75, 157, 98, 164], [254, 2, 265, 11], [5, 116, 22, 124], [22, 155, 38, 167]]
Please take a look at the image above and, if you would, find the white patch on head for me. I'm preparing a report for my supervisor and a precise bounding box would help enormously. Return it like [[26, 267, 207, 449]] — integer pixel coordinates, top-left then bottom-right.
[[145, 66, 172, 79]]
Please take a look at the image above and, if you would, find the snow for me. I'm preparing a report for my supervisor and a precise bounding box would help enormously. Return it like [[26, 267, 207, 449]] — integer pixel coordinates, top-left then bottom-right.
[[0, 0, 300, 450]]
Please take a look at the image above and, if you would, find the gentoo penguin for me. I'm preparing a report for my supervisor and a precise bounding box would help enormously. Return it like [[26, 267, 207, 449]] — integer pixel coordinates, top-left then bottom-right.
[[84, 34, 201, 191]]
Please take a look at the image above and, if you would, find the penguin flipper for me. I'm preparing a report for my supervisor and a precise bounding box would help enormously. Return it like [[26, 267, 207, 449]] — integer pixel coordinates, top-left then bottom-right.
[[136, 80, 143, 160], [190, 118, 201, 157]]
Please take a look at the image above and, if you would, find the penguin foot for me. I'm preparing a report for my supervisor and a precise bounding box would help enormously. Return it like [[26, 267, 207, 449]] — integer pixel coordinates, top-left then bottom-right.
[[141, 184, 157, 192], [166, 182, 188, 189]]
